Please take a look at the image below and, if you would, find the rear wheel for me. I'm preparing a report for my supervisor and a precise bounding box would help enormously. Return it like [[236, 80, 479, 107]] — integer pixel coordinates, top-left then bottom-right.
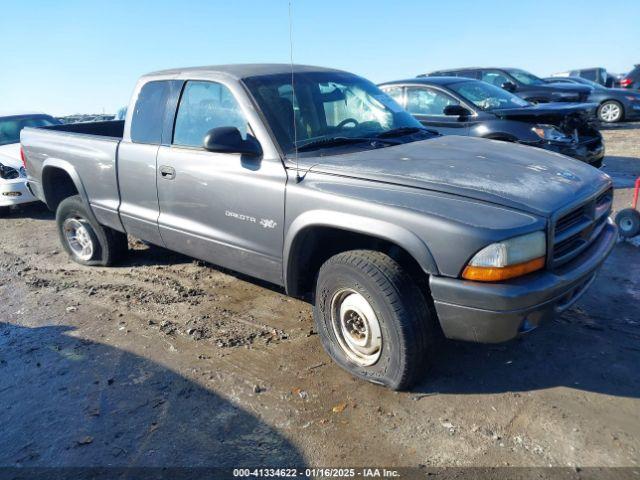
[[56, 195, 127, 266], [313, 250, 436, 390], [615, 208, 640, 238], [598, 101, 623, 123]]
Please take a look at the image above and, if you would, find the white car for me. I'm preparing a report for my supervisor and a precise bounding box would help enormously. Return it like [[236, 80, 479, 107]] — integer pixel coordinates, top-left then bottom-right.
[[0, 112, 61, 215]]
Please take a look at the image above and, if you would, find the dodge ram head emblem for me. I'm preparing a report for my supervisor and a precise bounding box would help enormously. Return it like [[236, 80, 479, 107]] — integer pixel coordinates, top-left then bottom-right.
[[260, 218, 277, 229]]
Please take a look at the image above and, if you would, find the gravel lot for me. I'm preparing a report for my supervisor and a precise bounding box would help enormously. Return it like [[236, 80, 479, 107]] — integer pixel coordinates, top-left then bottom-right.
[[1, 124, 639, 471]]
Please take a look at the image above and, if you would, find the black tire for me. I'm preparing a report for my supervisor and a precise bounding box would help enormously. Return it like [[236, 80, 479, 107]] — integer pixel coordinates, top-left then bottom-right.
[[313, 250, 436, 390], [56, 195, 127, 266], [598, 100, 624, 123], [615, 208, 640, 238], [0, 206, 10, 217]]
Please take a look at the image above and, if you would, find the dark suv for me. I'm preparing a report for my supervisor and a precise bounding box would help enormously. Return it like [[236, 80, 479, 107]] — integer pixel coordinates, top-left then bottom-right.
[[620, 65, 640, 90], [425, 68, 591, 104]]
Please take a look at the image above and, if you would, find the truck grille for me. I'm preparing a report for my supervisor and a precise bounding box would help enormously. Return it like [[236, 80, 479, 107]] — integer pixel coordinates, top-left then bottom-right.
[[551, 188, 612, 268]]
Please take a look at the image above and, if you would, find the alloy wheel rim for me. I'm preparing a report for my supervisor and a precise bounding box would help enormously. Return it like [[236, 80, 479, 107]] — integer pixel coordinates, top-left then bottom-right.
[[601, 103, 621, 122], [330, 289, 382, 366], [63, 218, 94, 261], [620, 217, 634, 232]]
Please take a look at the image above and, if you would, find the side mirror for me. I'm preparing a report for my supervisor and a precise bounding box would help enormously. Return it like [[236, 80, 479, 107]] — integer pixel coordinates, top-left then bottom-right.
[[501, 81, 517, 92], [443, 104, 471, 117], [203, 127, 262, 156]]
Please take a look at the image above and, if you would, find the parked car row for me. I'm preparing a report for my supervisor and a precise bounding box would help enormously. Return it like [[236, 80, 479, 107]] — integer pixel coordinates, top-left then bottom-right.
[[425, 67, 593, 103], [550, 65, 640, 91], [13, 63, 618, 390], [424, 65, 640, 124], [620, 65, 640, 90], [379, 77, 605, 166], [542, 76, 640, 123]]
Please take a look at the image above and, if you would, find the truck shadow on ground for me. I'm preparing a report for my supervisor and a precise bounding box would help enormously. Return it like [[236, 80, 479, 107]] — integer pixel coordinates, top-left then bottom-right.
[[0, 322, 305, 468], [125, 241, 193, 268], [414, 243, 640, 398]]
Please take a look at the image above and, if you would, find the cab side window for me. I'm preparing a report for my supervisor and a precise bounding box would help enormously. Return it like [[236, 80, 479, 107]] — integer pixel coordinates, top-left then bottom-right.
[[130, 81, 171, 144], [481, 70, 512, 88], [405, 87, 459, 116], [173, 81, 248, 148]]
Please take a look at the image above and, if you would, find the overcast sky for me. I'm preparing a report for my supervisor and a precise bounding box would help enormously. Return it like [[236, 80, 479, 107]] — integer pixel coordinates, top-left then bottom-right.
[[1, 0, 638, 115]]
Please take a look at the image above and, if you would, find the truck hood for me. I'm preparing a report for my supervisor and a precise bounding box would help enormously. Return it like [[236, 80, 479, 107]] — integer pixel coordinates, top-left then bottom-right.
[[0, 143, 22, 169], [300, 136, 611, 217], [492, 102, 597, 120]]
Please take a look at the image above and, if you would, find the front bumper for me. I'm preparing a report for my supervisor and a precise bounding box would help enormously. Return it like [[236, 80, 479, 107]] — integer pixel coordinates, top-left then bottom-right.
[[0, 178, 37, 207], [540, 137, 605, 168], [429, 219, 617, 343]]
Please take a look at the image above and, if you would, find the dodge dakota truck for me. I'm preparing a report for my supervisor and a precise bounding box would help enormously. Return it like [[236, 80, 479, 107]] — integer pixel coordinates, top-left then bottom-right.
[[21, 64, 617, 389]]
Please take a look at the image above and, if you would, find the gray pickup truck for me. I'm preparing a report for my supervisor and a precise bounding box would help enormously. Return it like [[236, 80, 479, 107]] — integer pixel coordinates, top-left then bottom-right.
[[22, 64, 617, 389]]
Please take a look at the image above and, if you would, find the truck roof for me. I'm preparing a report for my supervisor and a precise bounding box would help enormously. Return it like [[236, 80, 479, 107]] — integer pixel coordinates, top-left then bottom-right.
[[144, 64, 346, 80]]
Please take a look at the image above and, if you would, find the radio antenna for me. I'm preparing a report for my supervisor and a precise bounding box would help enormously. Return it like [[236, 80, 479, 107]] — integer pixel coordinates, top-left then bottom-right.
[[288, 0, 300, 181]]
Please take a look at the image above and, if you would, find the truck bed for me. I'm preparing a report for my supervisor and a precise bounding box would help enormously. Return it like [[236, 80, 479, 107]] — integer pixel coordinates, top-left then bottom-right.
[[42, 120, 125, 139], [21, 121, 125, 232]]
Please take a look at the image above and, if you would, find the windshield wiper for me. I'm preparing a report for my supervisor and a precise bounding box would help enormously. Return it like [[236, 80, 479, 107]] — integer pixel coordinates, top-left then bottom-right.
[[375, 127, 437, 138], [295, 136, 398, 152]]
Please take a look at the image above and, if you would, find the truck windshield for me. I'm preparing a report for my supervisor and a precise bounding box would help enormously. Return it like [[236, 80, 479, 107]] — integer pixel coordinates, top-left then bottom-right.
[[0, 116, 60, 146], [449, 80, 530, 111], [242, 72, 424, 154]]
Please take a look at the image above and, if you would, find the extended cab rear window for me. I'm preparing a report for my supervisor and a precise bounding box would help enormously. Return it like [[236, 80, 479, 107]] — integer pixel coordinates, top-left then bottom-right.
[[130, 81, 171, 144]]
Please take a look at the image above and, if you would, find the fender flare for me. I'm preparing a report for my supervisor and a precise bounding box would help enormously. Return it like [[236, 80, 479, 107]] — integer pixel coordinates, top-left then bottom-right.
[[283, 209, 439, 293], [41, 159, 99, 224]]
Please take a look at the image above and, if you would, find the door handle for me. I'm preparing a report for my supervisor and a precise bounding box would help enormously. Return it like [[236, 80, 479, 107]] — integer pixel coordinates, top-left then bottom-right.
[[159, 165, 176, 180]]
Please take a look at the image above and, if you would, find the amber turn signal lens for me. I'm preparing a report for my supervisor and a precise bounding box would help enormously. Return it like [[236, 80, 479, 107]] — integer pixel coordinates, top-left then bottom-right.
[[462, 256, 545, 282]]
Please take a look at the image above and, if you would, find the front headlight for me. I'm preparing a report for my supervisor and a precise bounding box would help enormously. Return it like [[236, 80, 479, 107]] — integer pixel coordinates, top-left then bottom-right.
[[531, 124, 571, 142], [462, 231, 546, 282]]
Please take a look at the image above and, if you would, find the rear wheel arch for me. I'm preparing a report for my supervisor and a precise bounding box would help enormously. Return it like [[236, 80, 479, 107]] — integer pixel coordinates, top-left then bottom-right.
[[41, 162, 97, 214], [284, 213, 438, 299]]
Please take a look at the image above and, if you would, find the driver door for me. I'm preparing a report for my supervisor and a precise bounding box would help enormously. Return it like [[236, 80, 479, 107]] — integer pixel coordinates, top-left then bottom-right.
[[155, 80, 286, 284]]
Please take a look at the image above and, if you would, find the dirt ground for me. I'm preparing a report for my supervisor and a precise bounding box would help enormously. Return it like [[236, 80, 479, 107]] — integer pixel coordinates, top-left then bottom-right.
[[1, 124, 639, 472]]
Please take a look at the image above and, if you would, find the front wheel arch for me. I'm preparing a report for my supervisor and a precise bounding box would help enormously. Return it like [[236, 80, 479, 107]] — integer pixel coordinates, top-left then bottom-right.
[[284, 222, 437, 300]]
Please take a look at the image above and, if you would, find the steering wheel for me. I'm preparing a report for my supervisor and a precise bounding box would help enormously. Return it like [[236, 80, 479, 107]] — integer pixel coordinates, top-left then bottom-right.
[[336, 118, 359, 129]]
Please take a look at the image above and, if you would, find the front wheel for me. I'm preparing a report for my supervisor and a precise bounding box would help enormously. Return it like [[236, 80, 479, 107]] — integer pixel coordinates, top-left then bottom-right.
[[598, 101, 623, 123], [313, 250, 436, 390], [56, 195, 128, 266]]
